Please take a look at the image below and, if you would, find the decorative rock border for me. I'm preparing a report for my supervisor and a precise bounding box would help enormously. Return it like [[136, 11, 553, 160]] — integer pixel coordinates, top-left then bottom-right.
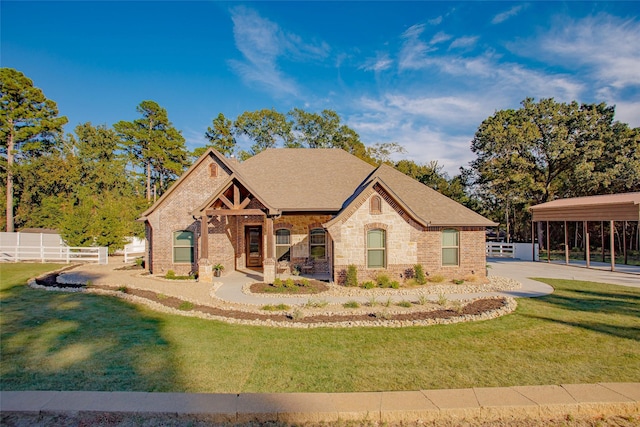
[[27, 270, 518, 329], [242, 275, 522, 299]]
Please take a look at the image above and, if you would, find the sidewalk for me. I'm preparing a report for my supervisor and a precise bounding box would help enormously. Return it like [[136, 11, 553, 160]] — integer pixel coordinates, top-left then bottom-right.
[[2, 383, 638, 424]]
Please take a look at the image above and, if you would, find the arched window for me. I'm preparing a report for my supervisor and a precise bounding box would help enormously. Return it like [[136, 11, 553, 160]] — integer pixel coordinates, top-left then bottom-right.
[[370, 195, 382, 214], [367, 229, 386, 268], [309, 228, 326, 259], [442, 229, 459, 266], [173, 230, 194, 263], [210, 163, 218, 177], [275, 229, 291, 261]]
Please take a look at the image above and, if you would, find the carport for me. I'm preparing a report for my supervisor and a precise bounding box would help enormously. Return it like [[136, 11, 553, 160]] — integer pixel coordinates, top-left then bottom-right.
[[530, 192, 640, 272]]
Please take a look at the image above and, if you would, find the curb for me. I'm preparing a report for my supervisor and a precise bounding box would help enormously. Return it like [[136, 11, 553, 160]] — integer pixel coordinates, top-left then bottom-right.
[[2, 383, 638, 425]]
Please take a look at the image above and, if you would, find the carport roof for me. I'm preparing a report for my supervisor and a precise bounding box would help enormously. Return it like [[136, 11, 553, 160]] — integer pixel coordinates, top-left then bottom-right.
[[530, 192, 640, 222]]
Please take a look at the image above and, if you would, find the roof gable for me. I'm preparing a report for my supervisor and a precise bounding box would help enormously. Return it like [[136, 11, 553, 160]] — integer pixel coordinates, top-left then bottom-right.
[[138, 148, 238, 221]]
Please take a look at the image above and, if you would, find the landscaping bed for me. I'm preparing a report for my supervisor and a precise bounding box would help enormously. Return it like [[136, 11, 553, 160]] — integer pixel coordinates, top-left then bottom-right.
[[33, 272, 515, 328]]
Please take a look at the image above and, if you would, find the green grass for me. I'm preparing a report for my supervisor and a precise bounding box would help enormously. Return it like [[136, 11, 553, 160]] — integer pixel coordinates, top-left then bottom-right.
[[1, 264, 639, 393]]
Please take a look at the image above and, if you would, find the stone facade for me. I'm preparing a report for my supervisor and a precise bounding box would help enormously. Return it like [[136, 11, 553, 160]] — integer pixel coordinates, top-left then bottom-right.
[[329, 189, 487, 284]]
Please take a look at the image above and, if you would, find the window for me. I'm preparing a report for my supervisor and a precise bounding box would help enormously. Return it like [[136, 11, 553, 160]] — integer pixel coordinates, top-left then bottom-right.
[[442, 229, 459, 266], [173, 231, 194, 263], [275, 229, 291, 261], [309, 228, 326, 259], [210, 163, 218, 177], [370, 195, 382, 214], [367, 229, 386, 268]]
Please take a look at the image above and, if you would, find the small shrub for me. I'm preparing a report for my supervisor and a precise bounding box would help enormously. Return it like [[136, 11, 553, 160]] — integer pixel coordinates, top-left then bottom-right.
[[300, 278, 310, 287], [414, 264, 427, 285], [345, 264, 359, 287], [166, 270, 176, 279], [376, 274, 391, 288], [285, 278, 296, 289], [453, 279, 465, 285], [343, 300, 360, 308], [429, 275, 445, 283], [384, 297, 392, 307], [291, 309, 305, 320], [85, 280, 93, 287], [305, 298, 328, 308], [368, 295, 378, 307], [404, 278, 418, 287], [262, 303, 290, 311], [437, 293, 447, 306], [135, 258, 144, 268], [390, 281, 400, 289], [118, 286, 128, 293], [361, 281, 375, 289], [463, 274, 478, 283], [376, 310, 392, 320], [273, 278, 283, 288], [418, 295, 428, 306], [451, 301, 463, 314], [157, 293, 167, 300], [178, 301, 194, 311], [397, 300, 412, 308]]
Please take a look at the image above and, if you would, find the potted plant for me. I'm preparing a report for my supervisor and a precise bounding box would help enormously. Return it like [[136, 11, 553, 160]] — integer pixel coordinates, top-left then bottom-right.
[[213, 263, 224, 277]]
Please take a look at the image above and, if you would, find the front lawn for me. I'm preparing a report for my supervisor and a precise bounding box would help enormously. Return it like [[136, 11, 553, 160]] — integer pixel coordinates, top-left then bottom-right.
[[1, 264, 638, 392]]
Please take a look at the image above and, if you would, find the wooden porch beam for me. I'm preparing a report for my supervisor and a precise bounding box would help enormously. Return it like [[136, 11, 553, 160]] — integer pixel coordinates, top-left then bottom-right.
[[219, 194, 234, 210], [234, 184, 240, 208], [239, 197, 252, 209], [205, 209, 265, 216], [200, 216, 208, 259]]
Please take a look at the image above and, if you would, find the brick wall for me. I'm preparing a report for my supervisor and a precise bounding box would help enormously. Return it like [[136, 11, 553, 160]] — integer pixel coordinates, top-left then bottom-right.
[[146, 153, 232, 275]]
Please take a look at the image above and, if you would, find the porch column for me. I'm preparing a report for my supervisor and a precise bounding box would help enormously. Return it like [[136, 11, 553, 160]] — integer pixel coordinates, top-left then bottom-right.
[[198, 216, 213, 283], [263, 216, 276, 284], [200, 216, 209, 259]]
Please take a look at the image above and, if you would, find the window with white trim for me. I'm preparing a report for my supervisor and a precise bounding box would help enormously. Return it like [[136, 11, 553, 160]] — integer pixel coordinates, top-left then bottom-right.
[[309, 228, 326, 259], [275, 229, 291, 261], [367, 229, 386, 268], [442, 229, 459, 266], [173, 231, 194, 263]]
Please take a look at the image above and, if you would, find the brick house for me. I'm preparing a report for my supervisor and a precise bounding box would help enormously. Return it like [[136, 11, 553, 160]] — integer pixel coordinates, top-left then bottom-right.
[[138, 148, 496, 284]]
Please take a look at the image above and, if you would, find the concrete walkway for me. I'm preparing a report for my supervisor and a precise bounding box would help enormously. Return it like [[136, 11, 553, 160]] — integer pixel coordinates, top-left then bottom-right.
[[2, 383, 638, 424], [53, 257, 640, 309]]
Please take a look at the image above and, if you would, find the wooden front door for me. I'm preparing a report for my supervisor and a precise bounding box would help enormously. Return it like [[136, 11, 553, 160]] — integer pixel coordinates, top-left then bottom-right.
[[245, 226, 263, 268]]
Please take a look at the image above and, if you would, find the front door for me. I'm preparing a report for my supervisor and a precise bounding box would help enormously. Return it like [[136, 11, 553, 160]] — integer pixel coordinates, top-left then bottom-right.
[[245, 226, 263, 268]]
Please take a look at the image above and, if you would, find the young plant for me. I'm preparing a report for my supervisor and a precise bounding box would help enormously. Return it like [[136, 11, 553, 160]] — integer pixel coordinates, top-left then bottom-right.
[[178, 301, 194, 311], [418, 295, 429, 306], [284, 278, 296, 289], [300, 278, 310, 287], [166, 270, 176, 279], [384, 297, 392, 308], [305, 298, 328, 308], [397, 300, 412, 308], [414, 264, 427, 285], [367, 295, 378, 307], [273, 278, 283, 288], [376, 274, 391, 288], [361, 281, 375, 289], [453, 279, 465, 285], [429, 274, 445, 283], [343, 300, 360, 309], [451, 301, 463, 314], [437, 292, 448, 306], [345, 264, 359, 287]]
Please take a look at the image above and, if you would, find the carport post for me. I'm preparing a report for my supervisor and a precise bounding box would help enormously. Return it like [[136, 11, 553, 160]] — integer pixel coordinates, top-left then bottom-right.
[[546, 221, 550, 263], [610, 220, 615, 272], [585, 231, 590, 268], [531, 220, 536, 262], [564, 221, 569, 265]]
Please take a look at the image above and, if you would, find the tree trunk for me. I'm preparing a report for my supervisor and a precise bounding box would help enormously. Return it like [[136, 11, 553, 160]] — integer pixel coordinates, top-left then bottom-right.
[[5, 131, 14, 232], [146, 161, 151, 201]]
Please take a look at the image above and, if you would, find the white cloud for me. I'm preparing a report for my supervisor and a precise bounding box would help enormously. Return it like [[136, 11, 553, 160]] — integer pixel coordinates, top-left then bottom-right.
[[360, 53, 393, 72], [492, 5, 526, 25], [532, 14, 640, 89], [228, 6, 329, 97], [448, 36, 478, 50], [429, 31, 452, 45]]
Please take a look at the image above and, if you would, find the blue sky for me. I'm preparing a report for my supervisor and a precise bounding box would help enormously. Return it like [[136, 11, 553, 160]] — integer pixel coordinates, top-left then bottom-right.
[[3, 1, 639, 174]]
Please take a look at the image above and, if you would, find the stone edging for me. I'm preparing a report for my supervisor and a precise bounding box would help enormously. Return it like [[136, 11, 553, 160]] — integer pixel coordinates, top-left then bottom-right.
[[242, 275, 521, 298], [27, 270, 517, 328]]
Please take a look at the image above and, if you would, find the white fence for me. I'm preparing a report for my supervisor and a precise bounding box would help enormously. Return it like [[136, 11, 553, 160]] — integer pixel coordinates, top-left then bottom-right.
[[486, 242, 539, 261], [0, 245, 108, 264], [0, 232, 108, 264]]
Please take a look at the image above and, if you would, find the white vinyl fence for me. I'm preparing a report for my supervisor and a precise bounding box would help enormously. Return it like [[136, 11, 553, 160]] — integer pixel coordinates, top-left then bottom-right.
[[122, 237, 145, 263], [486, 242, 539, 261], [0, 232, 108, 264]]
